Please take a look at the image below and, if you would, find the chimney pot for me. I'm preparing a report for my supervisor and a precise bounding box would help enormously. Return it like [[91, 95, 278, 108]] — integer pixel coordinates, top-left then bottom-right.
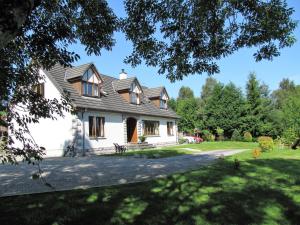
[[119, 69, 127, 80]]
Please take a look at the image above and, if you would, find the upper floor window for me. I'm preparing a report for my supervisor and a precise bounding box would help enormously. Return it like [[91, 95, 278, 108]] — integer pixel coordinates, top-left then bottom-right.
[[33, 83, 45, 97], [82, 69, 100, 97], [130, 82, 141, 105], [160, 91, 168, 109]]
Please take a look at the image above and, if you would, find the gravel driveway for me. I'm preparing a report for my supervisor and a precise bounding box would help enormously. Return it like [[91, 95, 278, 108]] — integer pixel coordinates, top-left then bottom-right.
[[0, 149, 245, 197]]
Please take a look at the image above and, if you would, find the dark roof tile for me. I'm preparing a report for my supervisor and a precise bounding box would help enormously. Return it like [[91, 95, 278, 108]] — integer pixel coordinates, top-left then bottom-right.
[[46, 64, 179, 119]]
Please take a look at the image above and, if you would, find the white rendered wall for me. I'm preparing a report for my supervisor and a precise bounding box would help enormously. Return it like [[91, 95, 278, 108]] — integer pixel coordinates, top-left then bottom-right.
[[81, 111, 125, 150], [138, 115, 177, 144], [23, 70, 75, 157]]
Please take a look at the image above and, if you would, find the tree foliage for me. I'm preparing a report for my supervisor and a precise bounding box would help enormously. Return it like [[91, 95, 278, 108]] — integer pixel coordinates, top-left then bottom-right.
[[200, 77, 218, 104], [122, 0, 297, 81], [174, 75, 299, 143], [176, 98, 199, 133], [177, 86, 194, 100], [203, 82, 245, 137], [0, 0, 297, 162], [1, 0, 117, 163]]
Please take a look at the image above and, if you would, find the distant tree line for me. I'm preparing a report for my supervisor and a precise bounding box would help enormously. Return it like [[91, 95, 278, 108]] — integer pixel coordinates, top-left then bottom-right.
[[169, 73, 300, 145]]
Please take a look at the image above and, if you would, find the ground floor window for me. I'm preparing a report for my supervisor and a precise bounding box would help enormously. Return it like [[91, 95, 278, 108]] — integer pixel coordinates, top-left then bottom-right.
[[143, 120, 159, 136], [89, 116, 105, 137], [167, 122, 174, 136]]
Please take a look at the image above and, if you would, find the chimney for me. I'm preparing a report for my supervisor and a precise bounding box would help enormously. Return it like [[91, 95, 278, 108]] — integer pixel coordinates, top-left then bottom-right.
[[119, 69, 127, 80]]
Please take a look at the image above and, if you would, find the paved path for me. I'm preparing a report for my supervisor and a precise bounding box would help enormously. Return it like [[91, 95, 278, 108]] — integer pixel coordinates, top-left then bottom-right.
[[0, 149, 245, 197]]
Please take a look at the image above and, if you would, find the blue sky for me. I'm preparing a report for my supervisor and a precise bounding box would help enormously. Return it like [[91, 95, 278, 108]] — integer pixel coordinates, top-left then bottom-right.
[[70, 0, 300, 98]]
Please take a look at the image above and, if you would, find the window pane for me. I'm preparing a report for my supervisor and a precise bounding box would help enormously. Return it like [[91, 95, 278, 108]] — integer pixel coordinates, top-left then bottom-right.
[[89, 116, 94, 137], [88, 83, 93, 96], [167, 122, 173, 135], [96, 117, 100, 137], [131, 92, 137, 104], [100, 117, 105, 137], [83, 82, 87, 95], [143, 120, 159, 135], [94, 84, 99, 96]]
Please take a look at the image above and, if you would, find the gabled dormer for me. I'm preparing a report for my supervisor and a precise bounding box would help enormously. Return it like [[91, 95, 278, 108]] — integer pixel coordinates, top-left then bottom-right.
[[144, 87, 169, 110], [65, 63, 103, 98], [113, 70, 143, 105]]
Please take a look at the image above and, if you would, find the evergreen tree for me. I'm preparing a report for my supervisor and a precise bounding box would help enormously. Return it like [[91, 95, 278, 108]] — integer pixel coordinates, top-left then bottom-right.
[[177, 86, 194, 100], [200, 77, 218, 104], [176, 98, 199, 133], [203, 83, 245, 138], [168, 98, 177, 111], [243, 73, 272, 137]]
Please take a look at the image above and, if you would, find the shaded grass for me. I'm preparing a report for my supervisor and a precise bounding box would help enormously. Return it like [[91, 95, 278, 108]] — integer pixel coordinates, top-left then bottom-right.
[[1, 148, 300, 224]]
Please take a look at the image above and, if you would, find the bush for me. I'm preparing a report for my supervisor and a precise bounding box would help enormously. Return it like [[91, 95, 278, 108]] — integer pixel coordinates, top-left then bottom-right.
[[178, 138, 187, 144], [282, 127, 298, 146], [231, 129, 242, 141], [252, 147, 261, 159], [138, 135, 146, 143], [208, 134, 216, 142], [258, 136, 274, 152], [243, 132, 253, 142], [216, 127, 224, 141], [202, 129, 211, 141], [274, 137, 285, 149]]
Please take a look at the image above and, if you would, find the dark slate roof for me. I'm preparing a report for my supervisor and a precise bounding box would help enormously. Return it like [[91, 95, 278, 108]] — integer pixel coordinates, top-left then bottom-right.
[[112, 77, 136, 91], [65, 63, 91, 80], [144, 86, 164, 98], [45, 63, 179, 119]]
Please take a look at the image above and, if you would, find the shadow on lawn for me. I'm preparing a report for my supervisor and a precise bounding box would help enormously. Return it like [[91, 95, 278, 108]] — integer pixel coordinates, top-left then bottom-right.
[[1, 157, 300, 225]]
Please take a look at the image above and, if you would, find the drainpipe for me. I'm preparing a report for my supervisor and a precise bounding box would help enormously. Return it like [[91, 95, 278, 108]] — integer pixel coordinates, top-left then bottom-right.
[[81, 108, 87, 156]]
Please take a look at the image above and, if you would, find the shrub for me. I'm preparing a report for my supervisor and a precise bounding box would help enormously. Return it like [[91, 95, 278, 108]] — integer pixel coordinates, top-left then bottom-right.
[[231, 129, 242, 141], [243, 132, 253, 142], [274, 137, 285, 149], [208, 134, 216, 142], [258, 136, 274, 152], [252, 148, 261, 159], [216, 127, 224, 141], [282, 127, 298, 146], [202, 129, 211, 141], [138, 135, 146, 143], [178, 138, 187, 144]]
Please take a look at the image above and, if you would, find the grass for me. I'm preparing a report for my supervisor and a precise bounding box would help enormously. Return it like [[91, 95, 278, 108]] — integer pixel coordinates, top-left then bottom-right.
[[174, 141, 258, 151], [108, 141, 258, 158], [111, 148, 197, 158], [1, 147, 300, 224]]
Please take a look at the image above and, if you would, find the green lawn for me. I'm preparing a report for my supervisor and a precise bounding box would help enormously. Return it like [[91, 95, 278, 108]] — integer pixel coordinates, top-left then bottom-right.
[[175, 141, 258, 151], [112, 148, 197, 158], [1, 148, 300, 224], [108, 141, 258, 158]]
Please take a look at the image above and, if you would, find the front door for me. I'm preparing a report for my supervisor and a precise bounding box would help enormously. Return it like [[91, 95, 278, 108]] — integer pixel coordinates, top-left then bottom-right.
[[127, 117, 137, 143]]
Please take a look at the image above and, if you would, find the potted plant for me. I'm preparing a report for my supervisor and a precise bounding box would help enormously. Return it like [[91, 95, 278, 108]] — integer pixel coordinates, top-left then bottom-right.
[[138, 135, 147, 143]]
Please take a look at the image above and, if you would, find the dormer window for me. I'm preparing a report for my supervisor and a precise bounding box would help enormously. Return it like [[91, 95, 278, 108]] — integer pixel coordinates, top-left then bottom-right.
[[130, 81, 142, 105], [160, 91, 168, 109], [82, 68, 101, 97]]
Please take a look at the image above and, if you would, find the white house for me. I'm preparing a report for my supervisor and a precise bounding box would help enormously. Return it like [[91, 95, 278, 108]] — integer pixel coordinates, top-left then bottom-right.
[[24, 63, 179, 157]]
